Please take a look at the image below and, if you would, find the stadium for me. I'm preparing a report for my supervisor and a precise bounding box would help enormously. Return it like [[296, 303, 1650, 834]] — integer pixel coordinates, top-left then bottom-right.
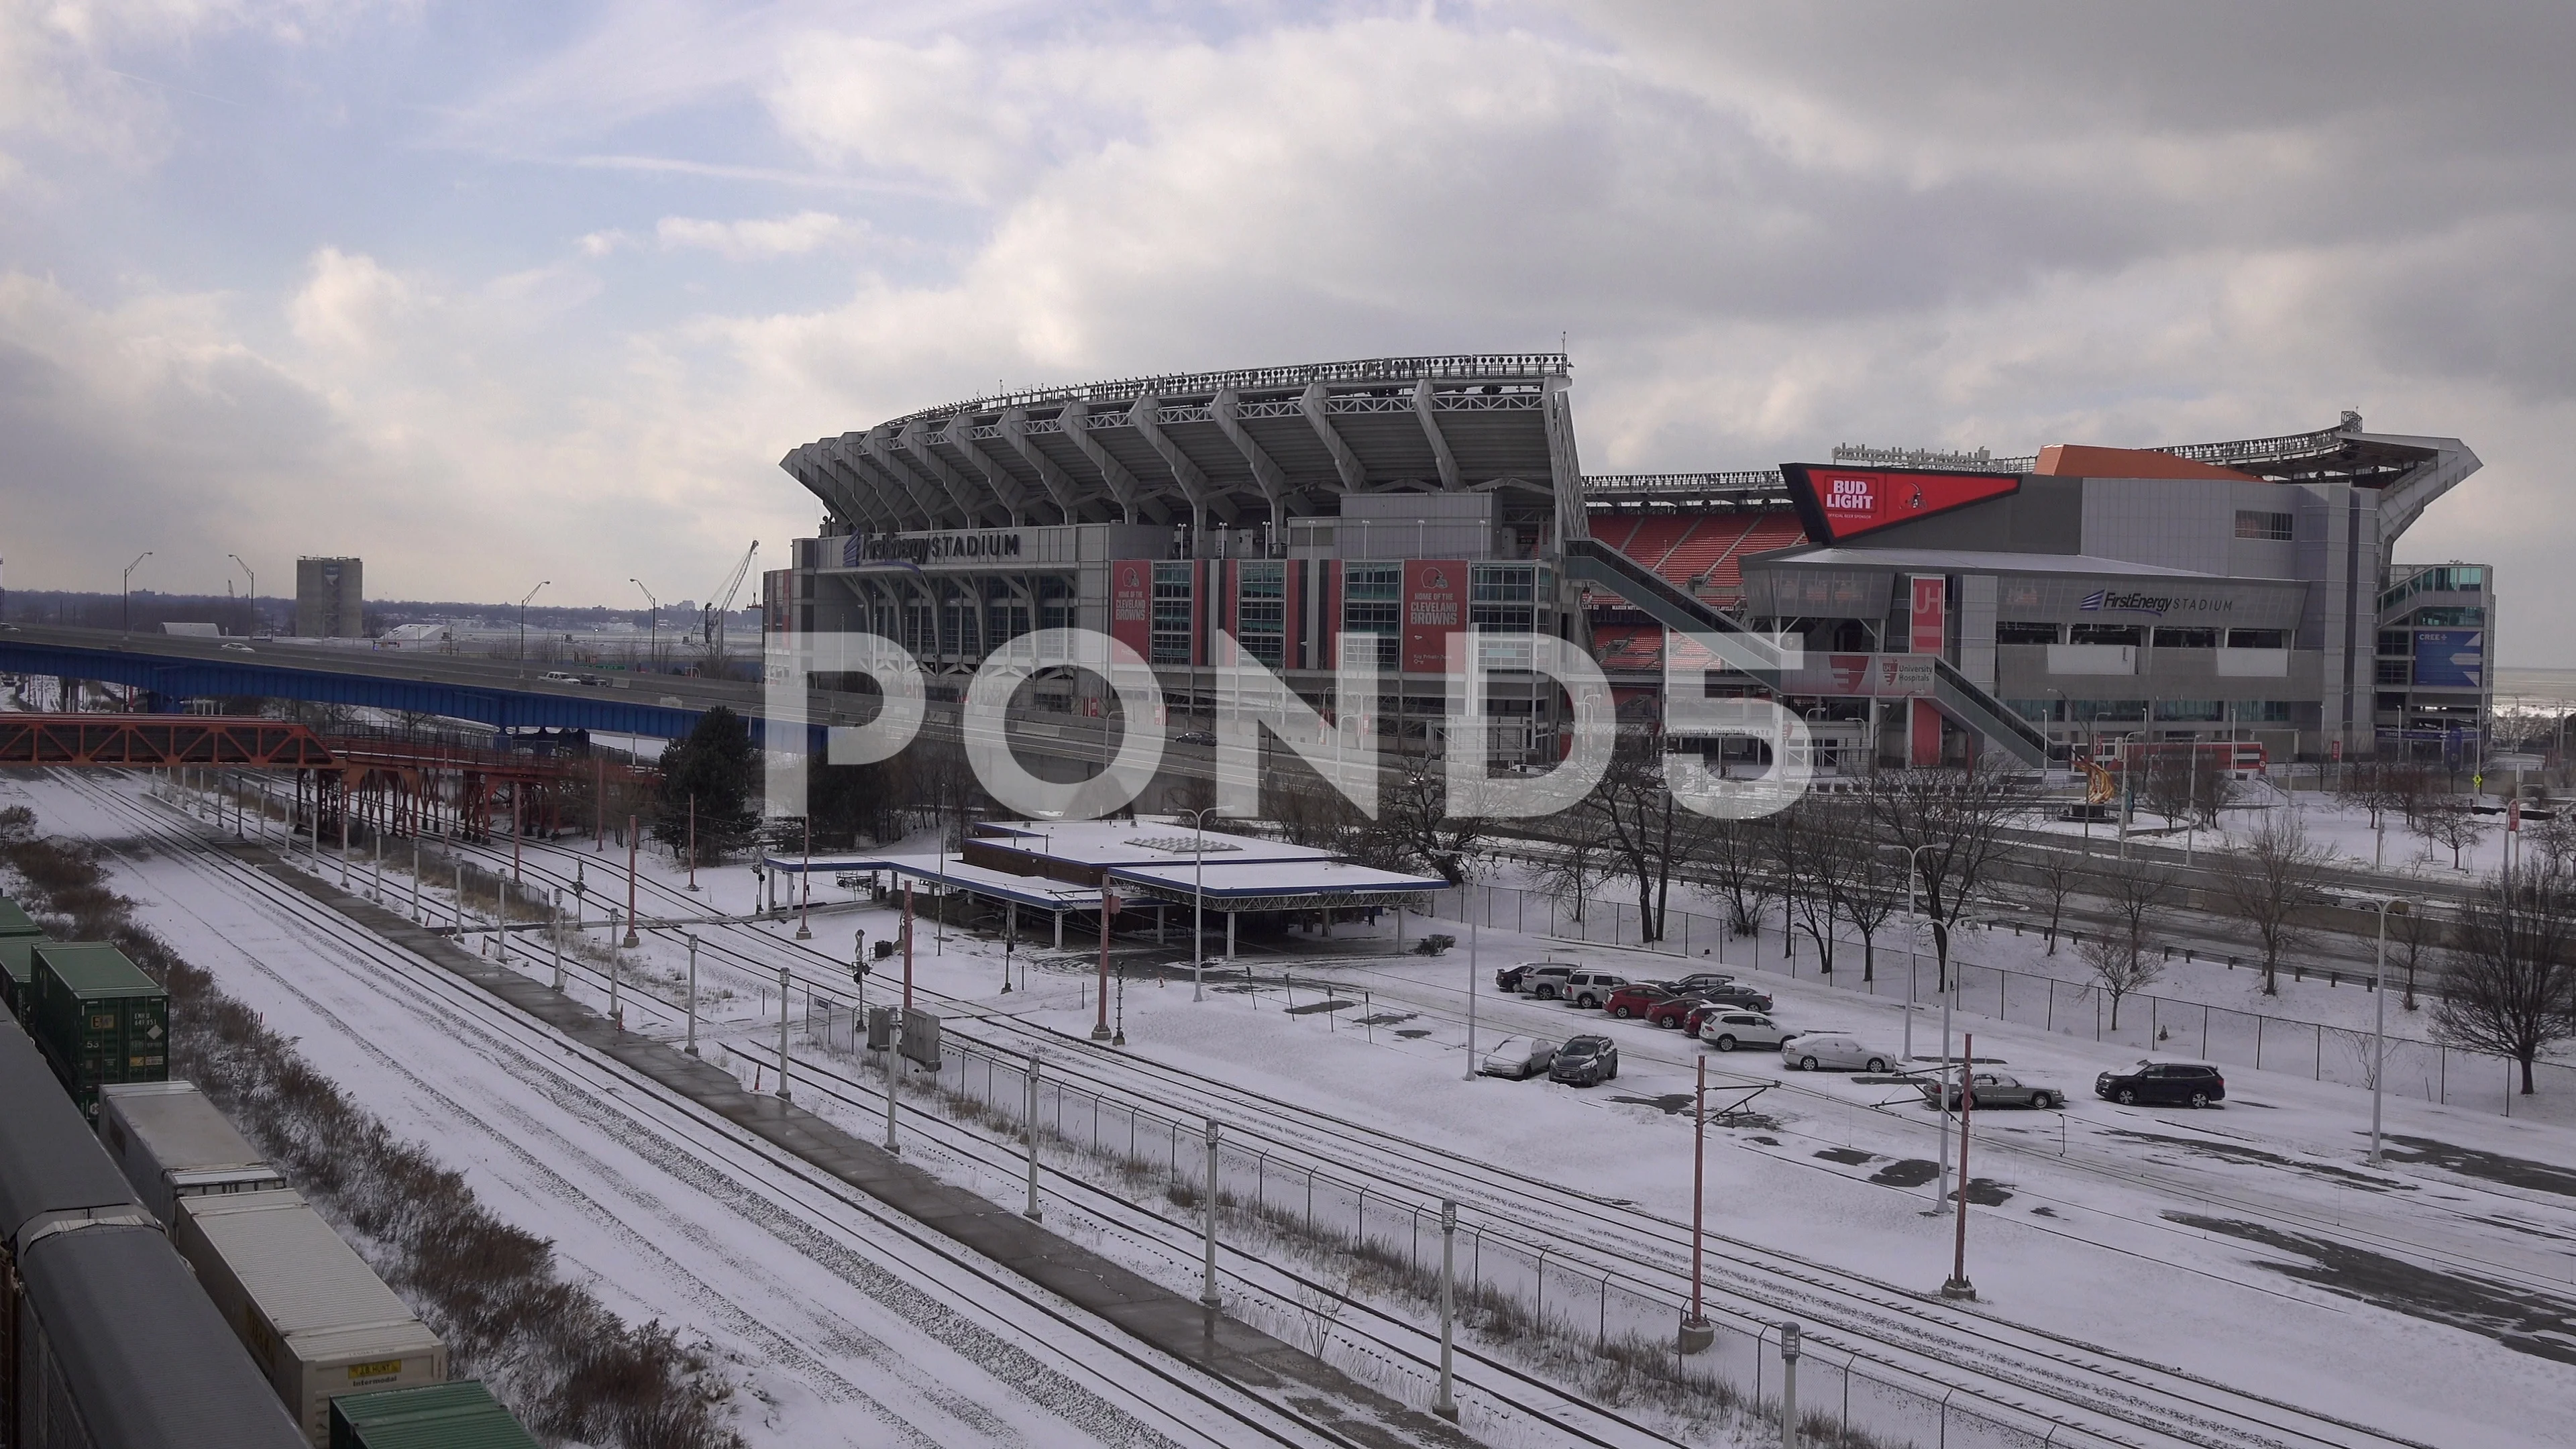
[[772, 354, 2489, 769]]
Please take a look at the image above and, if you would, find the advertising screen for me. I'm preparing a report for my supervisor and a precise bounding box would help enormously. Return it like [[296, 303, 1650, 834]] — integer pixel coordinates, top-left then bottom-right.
[[1401, 560, 1466, 674], [2412, 629, 2484, 689], [1782, 464, 2021, 543]]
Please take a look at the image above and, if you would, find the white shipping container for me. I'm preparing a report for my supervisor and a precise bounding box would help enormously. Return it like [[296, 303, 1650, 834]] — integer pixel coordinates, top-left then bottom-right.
[[172, 1189, 448, 1448], [97, 1081, 286, 1226]]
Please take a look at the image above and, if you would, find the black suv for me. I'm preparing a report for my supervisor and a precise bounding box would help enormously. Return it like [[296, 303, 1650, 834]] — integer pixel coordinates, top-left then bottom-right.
[[2095, 1059, 2226, 1108], [1550, 1035, 1621, 1087]]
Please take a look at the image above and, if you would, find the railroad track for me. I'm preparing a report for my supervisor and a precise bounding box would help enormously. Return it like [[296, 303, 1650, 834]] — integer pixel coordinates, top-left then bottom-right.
[[49, 772, 1387, 1449], [380, 812, 2460, 1449]]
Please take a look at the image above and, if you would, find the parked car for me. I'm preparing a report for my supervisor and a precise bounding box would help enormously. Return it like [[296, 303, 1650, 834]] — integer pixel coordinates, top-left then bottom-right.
[[1601, 983, 1680, 1020], [2094, 1059, 2226, 1108], [1696, 1010, 1794, 1053], [1919, 1071, 2061, 1110], [1562, 971, 1631, 1010], [1549, 1035, 1620, 1085], [1669, 972, 1737, 996], [1781, 1033, 1897, 1073], [1479, 1036, 1560, 1080], [1646, 994, 1712, 1029], [1497, 959, 1581, 994], [1697, 982, 1774, 1012], [1517, 965, 1578, 1000]]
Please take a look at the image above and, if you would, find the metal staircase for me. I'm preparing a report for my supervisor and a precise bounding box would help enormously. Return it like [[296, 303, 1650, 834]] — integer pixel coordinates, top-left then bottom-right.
[[1560, 537, 2048, 768]]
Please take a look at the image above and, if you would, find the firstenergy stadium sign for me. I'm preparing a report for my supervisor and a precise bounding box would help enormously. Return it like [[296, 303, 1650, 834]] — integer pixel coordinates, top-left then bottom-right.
[[1780, 464, 2021, 543], [845, 529, 1027, 566]]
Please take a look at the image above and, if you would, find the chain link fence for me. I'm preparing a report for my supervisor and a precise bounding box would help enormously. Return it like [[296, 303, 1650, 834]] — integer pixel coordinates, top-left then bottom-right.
[[1424, 881, 2575, 1122], [800, 998, 2094, 1449]]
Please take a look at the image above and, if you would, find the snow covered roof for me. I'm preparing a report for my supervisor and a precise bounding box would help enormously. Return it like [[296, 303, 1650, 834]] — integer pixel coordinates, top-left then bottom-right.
[[1105, 858, 1448, 912], [759, 852, 1102, 912], [969, 817, 1336, 869]]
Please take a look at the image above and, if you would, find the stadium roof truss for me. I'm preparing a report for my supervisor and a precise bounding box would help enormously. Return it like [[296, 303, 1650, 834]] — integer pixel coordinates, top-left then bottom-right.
[[781, 354, 1587, 544]]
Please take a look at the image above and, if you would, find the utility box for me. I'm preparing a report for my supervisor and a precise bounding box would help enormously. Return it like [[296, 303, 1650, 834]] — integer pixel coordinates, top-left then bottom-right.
[[866, 1005, 893, 1052], [1, 932, 47, 1022], [28, 941, 170, 1116], [98, 1080, 287, 1226], [329, 1381, 539, 1449], [173, 1189, 449, 1447], [899, 1009, 942, 1070]]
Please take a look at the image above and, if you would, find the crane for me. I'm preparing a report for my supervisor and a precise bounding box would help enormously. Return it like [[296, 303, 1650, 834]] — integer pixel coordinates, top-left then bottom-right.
[[702, 541, 759, 672]]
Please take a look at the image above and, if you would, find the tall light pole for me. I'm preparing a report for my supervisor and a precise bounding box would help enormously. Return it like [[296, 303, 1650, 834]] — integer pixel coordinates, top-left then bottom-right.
[[631, 578, 659, 669], [122, 551, 153, 633], [1884, 843, 1935, 1063], [1175, 806, 1220, 1002], [228, 554, 255, 637], [2331, 889, 2411, 1165], [519, 580, 550, 665]]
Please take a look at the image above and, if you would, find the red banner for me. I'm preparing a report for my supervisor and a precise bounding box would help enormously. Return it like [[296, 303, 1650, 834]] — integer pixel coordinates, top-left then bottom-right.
[[1909, 574, 1947, 657], [1110, 561, 1152, 659], [1402, 560, 1466, 674], [1786, 466, 2020, 543]]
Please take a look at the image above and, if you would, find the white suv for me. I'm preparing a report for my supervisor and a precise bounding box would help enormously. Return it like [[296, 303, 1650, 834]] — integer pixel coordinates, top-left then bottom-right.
[[1697, 1011, 1793, 1053], [1562, 971, 1630, 1010]]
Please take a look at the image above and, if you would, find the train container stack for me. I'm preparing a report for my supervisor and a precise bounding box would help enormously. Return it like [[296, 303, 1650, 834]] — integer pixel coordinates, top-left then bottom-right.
[[1, 1012, 305, 1449], [172, 1190, 449, 1446], [25, 942, 168, 1116], [96, 1082, 288, 1226], [328, 1381, 539, 1449]]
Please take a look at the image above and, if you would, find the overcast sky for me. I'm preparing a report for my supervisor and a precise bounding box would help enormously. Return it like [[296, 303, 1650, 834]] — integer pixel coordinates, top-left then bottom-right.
[[3, 3, 2571, 654]]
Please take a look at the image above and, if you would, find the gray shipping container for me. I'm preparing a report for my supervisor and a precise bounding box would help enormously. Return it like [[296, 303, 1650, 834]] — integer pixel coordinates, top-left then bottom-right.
[[97, 1081, 288, 1226], [172, 1189, 449, 1448]]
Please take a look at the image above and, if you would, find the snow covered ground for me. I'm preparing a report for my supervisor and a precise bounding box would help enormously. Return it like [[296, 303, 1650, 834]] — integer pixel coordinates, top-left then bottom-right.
[[48, 771, 2576, 1448], [8, 773, 1367, 1449]]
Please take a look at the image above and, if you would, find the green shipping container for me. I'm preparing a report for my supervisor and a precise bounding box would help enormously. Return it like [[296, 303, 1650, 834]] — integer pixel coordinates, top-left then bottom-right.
[[1, 934, 48, 1022], [328, 1381, 539, 1449], [30, 941, 170, 1115], [0, 897, 42, 938]]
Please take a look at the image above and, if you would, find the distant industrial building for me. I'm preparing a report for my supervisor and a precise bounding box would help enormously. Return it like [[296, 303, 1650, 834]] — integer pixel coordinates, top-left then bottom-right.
[[295, 557, 364, 639]]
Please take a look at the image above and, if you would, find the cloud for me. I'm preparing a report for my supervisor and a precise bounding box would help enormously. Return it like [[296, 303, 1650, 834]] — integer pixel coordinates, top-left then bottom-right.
[[5, 1, 2576, 659], [655, 210, 860, 260]]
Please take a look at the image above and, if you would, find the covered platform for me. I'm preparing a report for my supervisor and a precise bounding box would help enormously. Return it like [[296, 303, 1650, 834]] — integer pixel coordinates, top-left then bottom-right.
[[761, 816, 1451, 955]]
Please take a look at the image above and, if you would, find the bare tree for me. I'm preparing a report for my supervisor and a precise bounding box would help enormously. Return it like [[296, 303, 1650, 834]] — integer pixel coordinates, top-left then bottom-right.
[[1862, 761, 2036, 990], [1695, 814, 1776, 938], [2413, 794, 2489, 870], [1527, 810, 1617, 927], [2082, 855, 2170, 1030], [2434, 865, 2576, 1095], [2023, 849, 2082, 955], [1582, 733, 1695, 943], [2526, 806, 2576, 876], [2216, 814, 2332, 996], [1354, 767, 1489, 885], [1771, 801, 1866, 976], [1842, 851, 1900, 983], [2392, 900, 2441, 1012]]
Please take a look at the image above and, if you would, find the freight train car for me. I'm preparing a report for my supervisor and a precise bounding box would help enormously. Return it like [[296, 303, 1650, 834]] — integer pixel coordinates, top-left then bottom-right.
[[95, 1081, 287, 1227], [25, 943, 168, 1116], [0, 1013, 303, 1449], [172, 1190, 448, 1447]]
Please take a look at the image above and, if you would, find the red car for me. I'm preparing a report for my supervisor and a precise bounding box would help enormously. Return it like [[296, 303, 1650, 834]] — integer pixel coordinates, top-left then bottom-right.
[[1602, 983, 1678, 1020], [1645, 995, 1708, 1030]]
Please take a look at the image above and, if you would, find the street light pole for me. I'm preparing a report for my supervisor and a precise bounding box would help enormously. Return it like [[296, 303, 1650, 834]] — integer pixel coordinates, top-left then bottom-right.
[[121, 551, 153, 633], [519, 580, 550, 666]]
